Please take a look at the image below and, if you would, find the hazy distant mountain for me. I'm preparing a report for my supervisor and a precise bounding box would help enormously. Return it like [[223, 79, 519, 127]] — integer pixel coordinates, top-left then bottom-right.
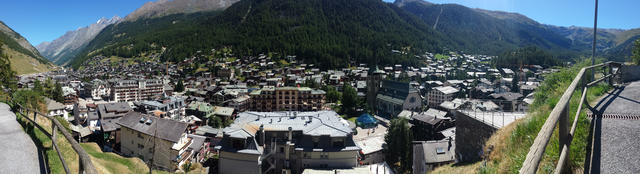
[[394, 0, 577, 56], [0, 21, 53, 74], [395, 0, 640, 60], [36, 16, 121, 65], [124, 0, 240, 21]]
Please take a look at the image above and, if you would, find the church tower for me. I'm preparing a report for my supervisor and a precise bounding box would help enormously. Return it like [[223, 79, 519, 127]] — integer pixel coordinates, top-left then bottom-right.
[[366, 66, 385, 110]]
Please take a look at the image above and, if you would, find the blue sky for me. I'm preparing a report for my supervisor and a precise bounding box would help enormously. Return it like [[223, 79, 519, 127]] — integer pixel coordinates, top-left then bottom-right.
[[0, 0, 148, 46], [0, 0, 639, 46]]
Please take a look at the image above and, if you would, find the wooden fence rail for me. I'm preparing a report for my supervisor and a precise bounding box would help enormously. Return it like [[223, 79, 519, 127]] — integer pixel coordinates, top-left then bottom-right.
[[2, 93, 98, 174], [520, 62, 621, 174]]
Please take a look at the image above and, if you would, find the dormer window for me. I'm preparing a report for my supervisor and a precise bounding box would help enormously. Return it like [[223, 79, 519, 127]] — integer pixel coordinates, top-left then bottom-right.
[[232, 139, 244, 150], [332, 138, 344, 148]]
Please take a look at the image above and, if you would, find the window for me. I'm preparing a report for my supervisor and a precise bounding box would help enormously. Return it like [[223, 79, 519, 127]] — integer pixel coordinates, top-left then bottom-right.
[[333, 139, 344, 148], [320, 152, 329, 159], [138, 144, 144, 149], [279, 147, 284, 153]]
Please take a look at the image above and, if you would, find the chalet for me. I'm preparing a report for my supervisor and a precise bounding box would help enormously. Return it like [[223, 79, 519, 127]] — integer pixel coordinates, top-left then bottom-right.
[[118, 112, 191, 171]]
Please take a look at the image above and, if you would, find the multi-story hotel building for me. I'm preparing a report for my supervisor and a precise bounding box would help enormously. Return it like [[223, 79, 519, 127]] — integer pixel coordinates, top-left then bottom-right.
[[249, 86, 325, 112], [427, 86, 459, 107], [110, 79, 164, 102], [118, 112, 192, 171], [216, 111, 360, 174]]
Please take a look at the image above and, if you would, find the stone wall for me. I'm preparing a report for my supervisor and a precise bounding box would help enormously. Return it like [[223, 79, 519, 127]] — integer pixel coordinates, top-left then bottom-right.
[[620, 65, 640, 83], [454, 110, 497, 162]]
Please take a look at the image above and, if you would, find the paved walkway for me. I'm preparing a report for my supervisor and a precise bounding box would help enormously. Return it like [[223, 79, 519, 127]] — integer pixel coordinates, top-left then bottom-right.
[[587, 81, 640, 174], [0, 103, 43, 174]]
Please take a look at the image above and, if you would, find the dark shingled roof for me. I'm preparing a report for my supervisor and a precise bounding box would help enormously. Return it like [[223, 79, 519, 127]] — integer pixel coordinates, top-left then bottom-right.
[[379, 80, 418, 100], [98, 102, 132, 119], [117, 112, 188, 143], [101, 118, 121, 132]]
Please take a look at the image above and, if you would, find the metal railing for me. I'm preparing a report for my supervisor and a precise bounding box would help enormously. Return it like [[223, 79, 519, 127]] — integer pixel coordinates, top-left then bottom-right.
[[2, 94, 98, 174], [520, 61, 621, 174]]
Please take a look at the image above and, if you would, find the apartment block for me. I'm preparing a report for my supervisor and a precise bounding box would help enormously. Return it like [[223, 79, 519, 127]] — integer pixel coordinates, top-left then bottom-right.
[[118, 112, 191, 171], [249, 86, 325, 112], [110, 79, 164, 102]]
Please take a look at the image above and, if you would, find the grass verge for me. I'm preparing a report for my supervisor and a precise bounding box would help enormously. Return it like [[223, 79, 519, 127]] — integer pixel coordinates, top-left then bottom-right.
[[433, 61, 613, 173], [480, 62, 611, 173], [15, 111, 175, 174]]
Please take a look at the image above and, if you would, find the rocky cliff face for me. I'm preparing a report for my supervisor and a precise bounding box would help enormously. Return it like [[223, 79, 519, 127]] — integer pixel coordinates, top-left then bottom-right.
[[36, 16, 121, 65]]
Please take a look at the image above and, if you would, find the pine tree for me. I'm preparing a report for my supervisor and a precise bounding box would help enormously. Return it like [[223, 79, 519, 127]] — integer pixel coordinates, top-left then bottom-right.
[[384, 118, 413, 173], [53, 82, 64, 103], [175, 80, 185, 92], [341, 84, 358, 116]]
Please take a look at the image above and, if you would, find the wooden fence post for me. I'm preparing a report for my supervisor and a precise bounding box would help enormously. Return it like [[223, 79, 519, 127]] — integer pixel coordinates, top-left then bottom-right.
[[608, 64, 613, 86], [558, 99, 570, 172]]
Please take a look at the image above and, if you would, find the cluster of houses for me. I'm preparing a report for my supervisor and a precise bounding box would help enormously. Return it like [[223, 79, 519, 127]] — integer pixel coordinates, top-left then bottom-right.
[[16, 50, 559, 173]]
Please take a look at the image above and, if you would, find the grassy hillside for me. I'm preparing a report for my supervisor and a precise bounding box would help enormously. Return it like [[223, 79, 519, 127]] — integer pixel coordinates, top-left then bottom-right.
[[433, 60, 612, 173], [0, 21, 48, 64], [2, 45, 53, 75]]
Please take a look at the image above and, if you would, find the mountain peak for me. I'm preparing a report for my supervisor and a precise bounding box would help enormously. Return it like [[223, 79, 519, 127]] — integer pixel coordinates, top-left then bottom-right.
[[124, 0, 240, 21], [96, 16, 121, 25]]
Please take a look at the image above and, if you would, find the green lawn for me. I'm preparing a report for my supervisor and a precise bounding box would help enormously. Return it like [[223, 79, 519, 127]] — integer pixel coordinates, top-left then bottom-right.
[[434, 54, 449, 60]]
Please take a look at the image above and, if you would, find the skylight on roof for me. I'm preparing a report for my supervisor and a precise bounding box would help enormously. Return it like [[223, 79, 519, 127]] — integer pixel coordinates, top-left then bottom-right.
[[436, 147, 446, 154]]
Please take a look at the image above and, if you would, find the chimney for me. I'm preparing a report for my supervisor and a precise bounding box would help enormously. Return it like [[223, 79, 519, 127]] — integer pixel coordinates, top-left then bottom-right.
[[288, 127, 293, 141]]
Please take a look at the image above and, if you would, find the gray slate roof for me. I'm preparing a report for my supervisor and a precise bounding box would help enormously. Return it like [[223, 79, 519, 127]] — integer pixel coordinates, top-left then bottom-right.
[[117, 112, 188, 143], [413, 140, 455, 164], [223, 111, 353, 139], [45, 98, 65, 111], [98, 102, 132, 119]]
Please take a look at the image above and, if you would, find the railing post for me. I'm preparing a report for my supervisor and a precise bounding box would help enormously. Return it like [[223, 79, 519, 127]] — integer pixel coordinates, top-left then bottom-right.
[[52, 123, 57, 144], [559, 101, 570, 172], [79, 154, 84, 174], [608, 64, 613, 86]]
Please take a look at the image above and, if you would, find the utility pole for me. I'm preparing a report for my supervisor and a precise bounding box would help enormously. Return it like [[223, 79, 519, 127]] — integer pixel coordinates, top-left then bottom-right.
[[591, 0, 599, 79]]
